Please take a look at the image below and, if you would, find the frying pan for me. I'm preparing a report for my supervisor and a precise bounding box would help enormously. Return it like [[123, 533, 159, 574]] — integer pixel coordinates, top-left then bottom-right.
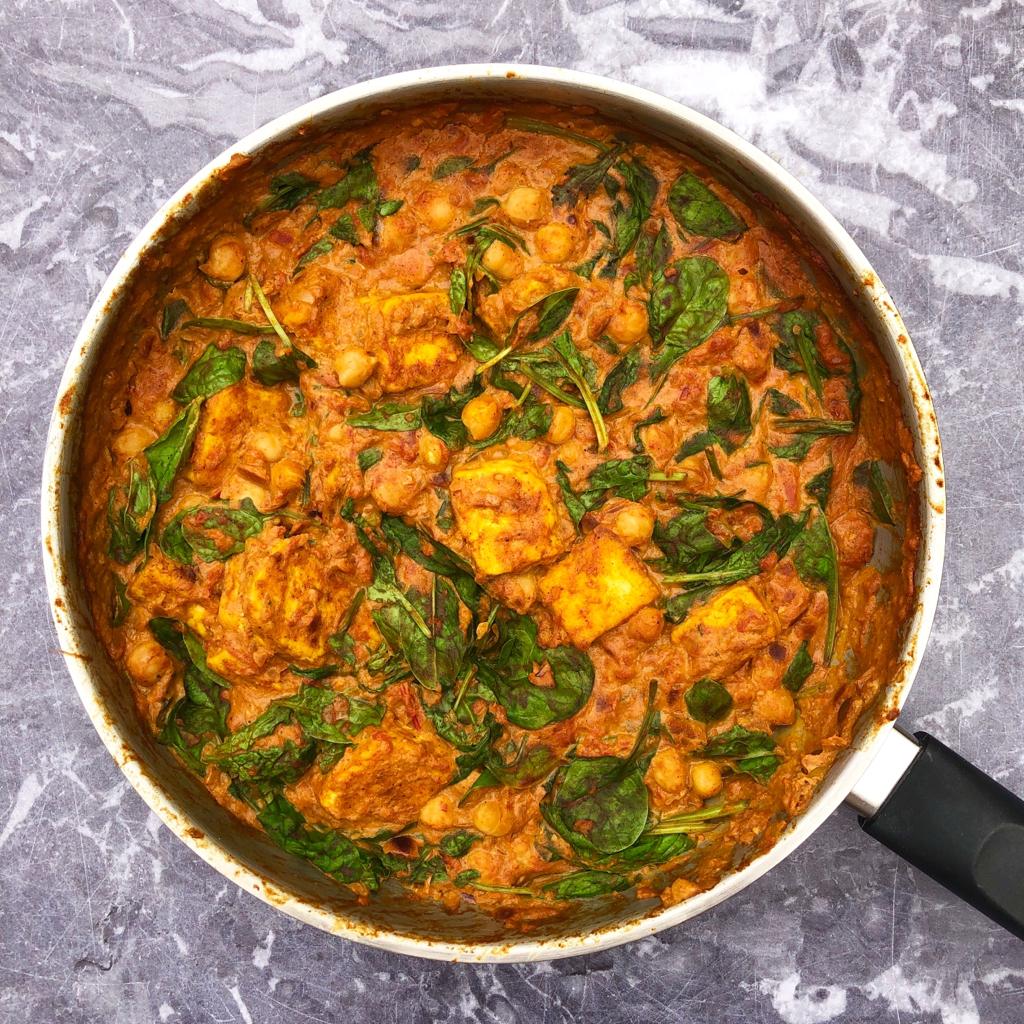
[[40, 64, 1024, 961]]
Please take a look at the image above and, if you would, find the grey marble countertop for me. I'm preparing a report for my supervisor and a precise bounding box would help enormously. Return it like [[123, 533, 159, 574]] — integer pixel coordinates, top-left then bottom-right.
[[3, 1, 1023, 1021]]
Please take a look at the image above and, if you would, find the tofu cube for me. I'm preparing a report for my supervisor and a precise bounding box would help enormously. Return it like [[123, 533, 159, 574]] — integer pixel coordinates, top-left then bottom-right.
[[361, 290, 463, 394], [669, 583, 777, 681], [218, 532, 348, 663], [450, 456, 572, 576], [377, 330, 462, 393], [539, 528, 660, 647], [313, 718, 455, 829]]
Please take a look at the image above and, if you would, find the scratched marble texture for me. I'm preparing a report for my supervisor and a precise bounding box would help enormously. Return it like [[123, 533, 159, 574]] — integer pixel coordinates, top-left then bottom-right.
[[2, 1, 1023, 1021]]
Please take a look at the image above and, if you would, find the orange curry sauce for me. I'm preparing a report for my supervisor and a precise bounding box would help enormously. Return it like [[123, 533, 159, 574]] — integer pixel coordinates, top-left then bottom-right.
[[77, 103, 920, 929]]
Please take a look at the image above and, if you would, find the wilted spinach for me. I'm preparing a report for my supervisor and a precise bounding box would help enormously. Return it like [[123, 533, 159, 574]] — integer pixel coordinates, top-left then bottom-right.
[[160, 498, 276, 565], [541, 682, 659, 855], [684, 678, 733, 723], [791, 513, 840, 661], [675, 374, 752, 464], [171, 343, 246, 403], [854, 459, 896, 525], [668, 171, 746, 240], [781, 641, 814, 692]]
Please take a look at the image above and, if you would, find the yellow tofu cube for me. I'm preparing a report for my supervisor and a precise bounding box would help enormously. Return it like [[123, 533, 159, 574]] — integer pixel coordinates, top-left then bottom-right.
[[376, 330, 462, 393], [450, 456, 572, 576], [539, 528, 660, 647], [312, 718, 455, 829], [669, 583, 777, 682], [359, 290, 463, 393], [218, 532, 347, 663]]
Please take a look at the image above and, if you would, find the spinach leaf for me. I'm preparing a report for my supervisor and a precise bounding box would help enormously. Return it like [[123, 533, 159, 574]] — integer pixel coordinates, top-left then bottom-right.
[[541, 682, 660, 855], [552, 143, 626, 208], [433, 155, 475, 179], [542, 870, 630, 900], [256, 172, 319, 215], [684, 678, 733, 723], [420, 377, 485, 449], [555, 455, 658, 526], [449, 267, 468, 314], [439, 831, 478, 857], [348, 401, 422, 431], [668, 171, 746, 240], [532, 329, 602, 450], [773, 311, 825, 399], [595, 831, 694, 866], [110, 574, 131, 625], [791, 513, 840, 661], [769, 418, 854, 461], [180, 317, 276, 335], [253, 791, 386, 890], [160, 498, 273, 565], [472, 396, 552, 451], [329, 214, 360, 245], [208, 683, 383, 775], [675, 374, 751, 462], [598, 347, 642, 416], [608, 156, 658, 265], [477, 614, 594, 729], [316, 147, 379, 213], [700, 724, 774, 759], [251, 339, 316, 387], [145, 401, 201, 503], [151, 617, 230, 773], [854, 460, 896, 525], [293, 238, 335, 276], [781, 641, 814, 692], [806, 466, 834, 510], [648, 257, 730, 381], [171, 343, 246, 403], [107, 463, 156, 564], [357, 448, 383, 472], [373, 575, 467, 692], [766, 387, 802, 416], [161, 298, 191, 339], [632, 407, 666, 453], [379, 516, 479, 608], [378, 199, 404, 217], [658, 505, 808, 617]]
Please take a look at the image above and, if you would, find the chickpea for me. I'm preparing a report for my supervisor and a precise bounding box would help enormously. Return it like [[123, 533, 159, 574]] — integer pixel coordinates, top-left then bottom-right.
[[690, 761, 724, 799], [199, 234, 246, 283], [418, 431, 449, 470], [112, 422, 158, 459], [626, 606, 664, 643], [502, 186, 550, 227], [472, 795, 516, 837], [270, 458, 306, 496], [422, 193, 455, 231], [607, 302, 648, 344], [663, 877, 701, 905], [650, 747, 687, 793], [608, 501, 655, 546], [535, 222, 574, 263], [419, 791, 458, 829], [324, 422, 348, 443], [489, 571, 537, 612], [368, 468, 426, 514], [480, 239, 522, 281], [335, 348, 377, 388], [125, 639, 174, 691], [545, 405, 575, 444], [249, 429, 285, 463], [222, 472, 272, 511], [755, 687, 797, 726], [280, 288, 316, 328], [460, 393, 503, 441], [378, 211, 416, 254]]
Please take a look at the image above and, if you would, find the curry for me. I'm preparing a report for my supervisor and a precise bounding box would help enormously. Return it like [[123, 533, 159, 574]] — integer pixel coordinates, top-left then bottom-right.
[[76, 103, 921, 928]]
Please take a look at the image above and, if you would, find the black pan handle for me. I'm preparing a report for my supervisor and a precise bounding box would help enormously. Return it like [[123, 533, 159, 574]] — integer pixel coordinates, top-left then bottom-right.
[[856, 730, 1024, 939]]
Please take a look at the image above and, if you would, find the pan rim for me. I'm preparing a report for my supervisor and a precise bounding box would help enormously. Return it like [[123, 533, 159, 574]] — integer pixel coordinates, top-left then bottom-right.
[[40, 62, 945, 963]]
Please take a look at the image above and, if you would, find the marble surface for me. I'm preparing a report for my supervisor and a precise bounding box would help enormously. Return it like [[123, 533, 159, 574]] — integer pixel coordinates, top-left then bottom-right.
[[2, 1, 1023, 1021]]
